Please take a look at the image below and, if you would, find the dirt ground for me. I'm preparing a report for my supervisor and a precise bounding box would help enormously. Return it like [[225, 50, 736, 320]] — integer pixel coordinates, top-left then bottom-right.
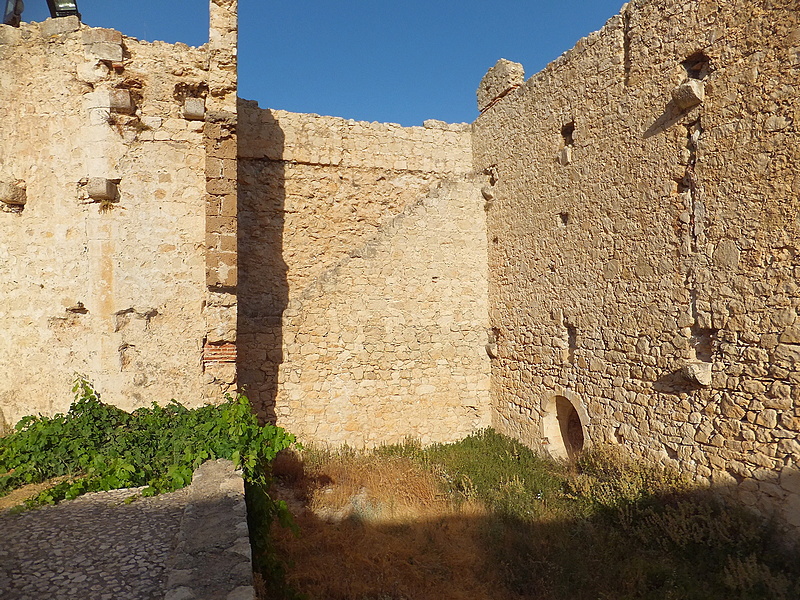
[[268, 451, 506, 600], [0, 478, 67, 513]]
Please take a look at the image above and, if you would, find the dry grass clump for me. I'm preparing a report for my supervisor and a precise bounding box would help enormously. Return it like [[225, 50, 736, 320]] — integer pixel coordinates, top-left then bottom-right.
[[268, 447, 495, 600], [255, 432, 800, 600], [0, 476, 70, 513], [292, 449, 454, 523]]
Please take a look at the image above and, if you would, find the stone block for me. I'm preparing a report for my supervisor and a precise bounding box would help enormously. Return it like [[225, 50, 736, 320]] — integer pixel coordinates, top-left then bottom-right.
[[712, 239, 740, 270], [765, 115, 790, 132], [681, 361, 712, 386], [82, 28, 123, 45], [85, 178, 117, 201], [774, 344, 800, 365], [0, 24, 22, 45], [779, 326, 800, 344], [85, 89, 133, 114], [755, 409, 778, 429], [85, 42, 124, 63], [141, 116, 162, 130], [0, 180, 26, 205], [108, 89, 133, 114], [477, 59, 525, 112], [671, 79, 705, 110], [780, 466, 800, 495], [76, 61, 111, 84], [226, 585, 255, 600], [40, 16, 81, 37], [184, 98, 206, 121], [207, 178, 235, 195]]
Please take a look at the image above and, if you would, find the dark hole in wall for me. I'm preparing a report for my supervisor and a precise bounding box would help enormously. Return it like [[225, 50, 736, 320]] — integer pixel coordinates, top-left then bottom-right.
[[691, 326, 716, 362], [682, 52, 711, 80], [556, 396, 584, 459], [615, 426, 625, 444], [173, 81, 209, 102], [559, 212, 570, 227], [561, 122, 575, 146], [566, 324, 577, 364]]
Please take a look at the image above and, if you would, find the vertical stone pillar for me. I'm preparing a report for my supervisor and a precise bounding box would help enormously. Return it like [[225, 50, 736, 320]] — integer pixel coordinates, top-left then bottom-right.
[[203, 0, 238, 400]]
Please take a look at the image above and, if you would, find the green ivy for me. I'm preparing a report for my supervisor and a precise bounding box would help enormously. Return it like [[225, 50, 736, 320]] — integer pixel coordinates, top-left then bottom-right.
[[0, 377, 297, 517]]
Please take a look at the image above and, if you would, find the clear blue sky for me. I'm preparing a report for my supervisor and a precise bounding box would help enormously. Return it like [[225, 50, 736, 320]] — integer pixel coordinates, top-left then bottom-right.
[[22, 0, 625, 126]]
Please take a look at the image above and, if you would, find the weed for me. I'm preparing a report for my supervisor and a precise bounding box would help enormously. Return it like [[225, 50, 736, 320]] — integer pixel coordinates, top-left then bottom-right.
[[0, 376, 296, 509], [265, 429, 800, 600]]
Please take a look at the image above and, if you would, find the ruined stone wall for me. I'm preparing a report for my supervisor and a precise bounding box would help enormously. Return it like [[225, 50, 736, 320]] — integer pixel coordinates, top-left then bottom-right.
[[202, 0, 239, 401], [474, 0, 799, 531], [0, 17, 217, 428], [238, 107, 490, 445]]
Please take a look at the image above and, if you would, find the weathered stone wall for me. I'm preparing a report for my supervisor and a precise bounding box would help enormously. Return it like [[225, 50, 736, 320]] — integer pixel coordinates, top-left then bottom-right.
[[238, 107, 490, 445], [474, 0, 799, 531], [1, 0, 796, 537], [202, 0, 239, 401], [0, 16, 217, 425]]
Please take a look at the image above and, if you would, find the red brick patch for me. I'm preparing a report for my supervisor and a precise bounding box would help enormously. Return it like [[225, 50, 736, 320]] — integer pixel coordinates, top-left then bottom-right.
[[203, 342, 237, 363]]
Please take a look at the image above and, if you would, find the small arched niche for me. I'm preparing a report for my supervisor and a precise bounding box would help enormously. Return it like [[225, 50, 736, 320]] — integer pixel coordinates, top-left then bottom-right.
[[541, 393, 588, 460]]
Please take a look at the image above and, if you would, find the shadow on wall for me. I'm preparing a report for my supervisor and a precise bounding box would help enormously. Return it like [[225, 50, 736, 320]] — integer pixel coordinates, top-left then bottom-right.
[[237, 102, 287, 423]]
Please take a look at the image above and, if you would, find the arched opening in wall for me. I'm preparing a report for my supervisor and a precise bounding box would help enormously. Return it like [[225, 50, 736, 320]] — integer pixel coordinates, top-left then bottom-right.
[[541, 395, 586, 460]]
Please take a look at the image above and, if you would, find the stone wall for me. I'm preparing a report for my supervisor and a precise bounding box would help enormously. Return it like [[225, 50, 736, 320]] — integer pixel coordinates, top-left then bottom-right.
[[0, 14, 222, 427], [238, 106, 490, 445], [202, 0, 239, 401], [473, 0, 799, 531], [1, 0, 797, 537]]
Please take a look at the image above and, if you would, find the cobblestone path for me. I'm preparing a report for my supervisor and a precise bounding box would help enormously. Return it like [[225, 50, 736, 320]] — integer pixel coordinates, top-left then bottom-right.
[[0, 487, 189, 600]]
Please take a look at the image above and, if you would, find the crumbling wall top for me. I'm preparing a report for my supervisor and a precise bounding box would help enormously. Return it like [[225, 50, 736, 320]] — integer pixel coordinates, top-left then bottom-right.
[[477, 58, 525, 113]]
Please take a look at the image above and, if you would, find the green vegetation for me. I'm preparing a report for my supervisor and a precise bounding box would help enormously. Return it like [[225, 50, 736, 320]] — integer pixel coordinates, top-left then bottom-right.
[[394, 430, 800, 600], [3, 389, 798, 600], [0, 377, 301, 594], [0, 377, 296, 510], [273, 430, 800, 600]]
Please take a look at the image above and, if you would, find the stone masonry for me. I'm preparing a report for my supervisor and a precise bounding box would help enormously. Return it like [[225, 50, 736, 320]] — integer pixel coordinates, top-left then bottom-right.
[[237, 106, 489, 444], [0, 0, 798, 535], [0, 17, 210, 425], [473, 0, 800, 533]]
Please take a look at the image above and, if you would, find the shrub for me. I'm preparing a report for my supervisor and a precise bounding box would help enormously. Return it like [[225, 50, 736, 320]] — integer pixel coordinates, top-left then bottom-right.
[[0, 377, 297, 511]]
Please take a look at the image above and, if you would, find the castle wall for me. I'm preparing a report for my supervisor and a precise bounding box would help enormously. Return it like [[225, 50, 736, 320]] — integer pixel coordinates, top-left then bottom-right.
[[0, 17, 220, 428], [473, 0, 800, 530], [202, 0, 239, 399], [238, 107, 490, 445]]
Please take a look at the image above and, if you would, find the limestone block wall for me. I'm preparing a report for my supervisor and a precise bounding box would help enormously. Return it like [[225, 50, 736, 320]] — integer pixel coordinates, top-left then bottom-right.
[[202, 0, 239, 400], [474, 0, 800, 531], [0, 18, 213, 428], [238, 106, 489, 444], [274, 177, 491, 446]]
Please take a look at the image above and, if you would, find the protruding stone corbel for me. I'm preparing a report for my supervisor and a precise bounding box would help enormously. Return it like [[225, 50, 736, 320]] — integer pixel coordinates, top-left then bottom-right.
[[672, 79, 705, 110], [0, 180, 26, 207], [681, 360, 712, 386], [183, 97, 206, 121], [85, 177, 117, 201]]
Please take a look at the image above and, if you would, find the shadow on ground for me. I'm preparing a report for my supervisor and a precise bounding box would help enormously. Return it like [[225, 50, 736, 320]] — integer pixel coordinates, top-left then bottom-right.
[[255, 461, 800, 600]]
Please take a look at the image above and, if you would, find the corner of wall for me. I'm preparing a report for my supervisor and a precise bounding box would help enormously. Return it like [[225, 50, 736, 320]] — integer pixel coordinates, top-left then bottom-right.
[[203, 0, 239, 400]]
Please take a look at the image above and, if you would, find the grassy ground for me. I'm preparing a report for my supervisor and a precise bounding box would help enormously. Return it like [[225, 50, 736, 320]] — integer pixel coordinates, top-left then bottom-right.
[[256, 430, 800, 600]]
